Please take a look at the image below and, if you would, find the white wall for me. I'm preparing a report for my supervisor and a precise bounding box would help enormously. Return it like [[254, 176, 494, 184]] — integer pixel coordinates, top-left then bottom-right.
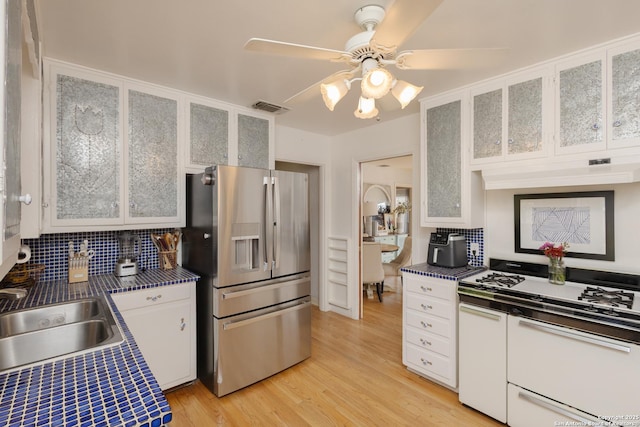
[[330, 113, 432, 319], [486, 182, 640, 274]]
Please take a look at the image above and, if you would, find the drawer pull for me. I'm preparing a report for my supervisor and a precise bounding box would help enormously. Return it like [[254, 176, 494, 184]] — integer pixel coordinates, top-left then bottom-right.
[[420, 358, 432, 366], [180, 318, 186, 331], [420, 304, 433, 310], [519, 319, 631, 353], [146, 295, 162, 302], [519, 391, 593, 424], [460, 305, 501, 321], [419, 338, 431, 347], [420, 321, 432, 328], [420, 286, 433, 292]]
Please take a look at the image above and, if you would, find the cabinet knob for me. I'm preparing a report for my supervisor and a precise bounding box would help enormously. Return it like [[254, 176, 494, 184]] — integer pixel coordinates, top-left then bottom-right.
[[420, 304, 433, 311], [146, 294, 162, 302], [420, 321, 432, 329], [419, 338, 432, 346], [19, 194, 32, 205], [420, 286, 432, 292], [494, 140, 501, 145], [204, 233, 211, 239], [420, 358, 433, 366], [591, 123, 600, 131], [507, 138, 514, 144], [180, 318, 186, 331], [613, 120, 622, 128]]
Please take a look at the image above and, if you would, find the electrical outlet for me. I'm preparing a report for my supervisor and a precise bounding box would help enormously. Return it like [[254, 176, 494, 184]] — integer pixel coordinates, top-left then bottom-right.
[[470, 242, 480, 255]]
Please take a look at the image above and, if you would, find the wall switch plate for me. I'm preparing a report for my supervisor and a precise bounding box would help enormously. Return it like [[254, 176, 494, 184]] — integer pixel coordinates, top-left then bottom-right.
[[470, 242, 480, 254]]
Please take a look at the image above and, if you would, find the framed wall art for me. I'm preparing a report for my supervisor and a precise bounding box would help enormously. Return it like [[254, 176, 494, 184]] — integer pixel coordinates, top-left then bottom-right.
[[514, 191, 614, 260]]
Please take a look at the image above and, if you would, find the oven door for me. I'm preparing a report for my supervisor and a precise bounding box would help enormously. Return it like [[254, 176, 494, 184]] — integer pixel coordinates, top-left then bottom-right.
[[508, 315, 640, 421]]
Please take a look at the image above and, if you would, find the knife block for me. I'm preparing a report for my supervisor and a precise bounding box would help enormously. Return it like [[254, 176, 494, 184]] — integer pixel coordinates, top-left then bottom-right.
[[68, 257, 89, 283]]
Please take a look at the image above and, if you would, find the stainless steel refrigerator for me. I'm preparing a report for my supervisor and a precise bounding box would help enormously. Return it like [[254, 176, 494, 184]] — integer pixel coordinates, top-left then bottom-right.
[[183, 165, 311, 397]]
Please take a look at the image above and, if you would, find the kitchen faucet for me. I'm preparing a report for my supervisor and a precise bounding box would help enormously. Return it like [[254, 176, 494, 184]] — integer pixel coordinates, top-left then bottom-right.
[[0, 288, 28, 300]]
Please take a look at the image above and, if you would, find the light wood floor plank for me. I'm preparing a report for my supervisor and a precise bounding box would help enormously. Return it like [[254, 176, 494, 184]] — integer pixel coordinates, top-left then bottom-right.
[[165, 289, 503, 426]]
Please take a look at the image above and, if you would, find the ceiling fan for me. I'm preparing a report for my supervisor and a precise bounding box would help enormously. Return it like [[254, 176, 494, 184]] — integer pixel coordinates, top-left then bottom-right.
[[244, 0, 504, 119]]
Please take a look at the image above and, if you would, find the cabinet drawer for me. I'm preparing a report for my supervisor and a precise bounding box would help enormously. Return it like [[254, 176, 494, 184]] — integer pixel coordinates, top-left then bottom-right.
[[405, 343, 452, 380], [374, 236, 395, 244], [405, 277, 454, 301], [406, 294, 451, 319], [405, 310, 451, 338], [405, 327, 450, 357], [111, 282, 193, 311]]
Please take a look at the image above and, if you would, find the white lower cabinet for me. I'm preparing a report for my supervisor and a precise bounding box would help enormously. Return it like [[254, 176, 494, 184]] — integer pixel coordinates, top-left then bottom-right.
[[112, 281, 196, 390], [458, 303, 507, 423], [402, 272, 457, 389]]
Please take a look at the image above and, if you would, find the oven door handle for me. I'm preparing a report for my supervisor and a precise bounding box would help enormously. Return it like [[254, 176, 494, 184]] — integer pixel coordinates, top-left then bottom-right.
[[519, 319, 631, 353], [459, 304, 502, 321], [518, 390, 594, 425]]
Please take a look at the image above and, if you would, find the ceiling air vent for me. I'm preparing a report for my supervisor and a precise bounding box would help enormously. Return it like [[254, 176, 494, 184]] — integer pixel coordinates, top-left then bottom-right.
[[251, 100, 290, 114]]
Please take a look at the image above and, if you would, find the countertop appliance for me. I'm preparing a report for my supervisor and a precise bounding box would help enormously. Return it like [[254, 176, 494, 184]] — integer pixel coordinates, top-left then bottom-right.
[[427, 232, 467, 268], [183, 165, 311, 397], [457, 258, 640, 425], [115, 231, 141, 276]]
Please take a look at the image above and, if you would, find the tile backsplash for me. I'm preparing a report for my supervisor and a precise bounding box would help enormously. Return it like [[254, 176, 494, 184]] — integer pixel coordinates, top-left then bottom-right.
[[22, 228, 176, 282], [436, 227, 484, 267]]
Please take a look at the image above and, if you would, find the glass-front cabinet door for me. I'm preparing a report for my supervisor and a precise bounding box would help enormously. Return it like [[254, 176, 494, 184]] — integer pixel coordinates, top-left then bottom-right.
[[422, 93, 463, 221], [127, 87, 179, 222], [52, 72, 122, 226], [186, 99, 229, 172], [609, 41, 640, 148], [555, 53, 606, 154], [472, 85, 502, 161], [507, 76, 544, 155], [237, 113, 270, 169]]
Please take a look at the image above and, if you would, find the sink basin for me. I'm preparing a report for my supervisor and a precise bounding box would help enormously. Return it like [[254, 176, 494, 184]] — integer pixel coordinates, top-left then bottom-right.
[[0, 297, 123, 371], [0, 298, 101, 337]]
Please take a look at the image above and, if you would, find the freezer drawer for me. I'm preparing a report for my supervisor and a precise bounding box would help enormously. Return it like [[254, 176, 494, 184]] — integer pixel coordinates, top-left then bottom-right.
[[211, 297, 312, 397], [213, 273, 310, 318]]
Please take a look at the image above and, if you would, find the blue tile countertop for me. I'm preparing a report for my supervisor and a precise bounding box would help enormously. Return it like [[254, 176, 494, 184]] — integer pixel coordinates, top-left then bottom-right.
[[401, 262, 486, 281], [0, 267, 200, 427]]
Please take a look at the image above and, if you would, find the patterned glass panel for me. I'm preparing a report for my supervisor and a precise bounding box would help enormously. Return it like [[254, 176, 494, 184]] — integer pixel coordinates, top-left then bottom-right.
[[128, 90, 177, 218], [56, 75, 120, 220], [473, 89, 502, 159], [612, 48, 640, 142], [4, 0, 21, 237], [426, 100, 461, 218], [559, 61, 602, 148], [190, 102, 228, 166], [237, 114, 269, 169], [508, 77, 543, 154]]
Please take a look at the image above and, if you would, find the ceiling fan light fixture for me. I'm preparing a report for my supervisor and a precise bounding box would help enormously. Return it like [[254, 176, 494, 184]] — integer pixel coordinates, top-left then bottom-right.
[[354, 96, 378, 119], [321, 79, 351, 111], [391, 80, 424, 109], [361, 67, 393, 99]]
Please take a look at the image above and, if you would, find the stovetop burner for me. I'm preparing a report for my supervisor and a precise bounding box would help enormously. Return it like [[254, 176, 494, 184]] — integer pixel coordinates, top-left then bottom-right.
[[475, 273, 525, 288], [577, 286, 634, 309]]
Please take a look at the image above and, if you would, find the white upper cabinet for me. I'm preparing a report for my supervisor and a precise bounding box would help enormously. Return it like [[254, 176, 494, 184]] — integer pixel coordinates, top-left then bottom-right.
[[471, 67, 551, 164], [421, 91, 484, 228], [43, 60, 184, 231], [555, 52, 606, 155], [184, 96, 274, 174], [608, 40, 640, 149]]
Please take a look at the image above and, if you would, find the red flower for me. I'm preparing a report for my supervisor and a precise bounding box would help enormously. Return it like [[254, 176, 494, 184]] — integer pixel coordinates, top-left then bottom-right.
[[539, 242, 569, 259]]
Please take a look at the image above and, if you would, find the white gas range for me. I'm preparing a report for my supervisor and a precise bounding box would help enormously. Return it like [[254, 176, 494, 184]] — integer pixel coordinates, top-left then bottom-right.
[[457, 259, 640, 427]]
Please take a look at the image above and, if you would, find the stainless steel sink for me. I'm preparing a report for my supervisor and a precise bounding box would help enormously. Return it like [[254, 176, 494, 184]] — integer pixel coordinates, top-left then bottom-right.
[[0, 297, 123, 371]]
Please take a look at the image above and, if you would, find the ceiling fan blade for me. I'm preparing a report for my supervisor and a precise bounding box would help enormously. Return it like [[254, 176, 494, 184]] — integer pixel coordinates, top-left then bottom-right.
[[371, 0, 443, 51], [283, 69, 358, 105], [396, 48, 508, 70], [244, 38, 349, 61]]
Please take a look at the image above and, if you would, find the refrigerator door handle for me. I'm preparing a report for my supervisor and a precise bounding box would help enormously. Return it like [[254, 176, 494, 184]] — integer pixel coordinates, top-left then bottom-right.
[[272, 176, 281, 270], [263, 176, 273, 271]]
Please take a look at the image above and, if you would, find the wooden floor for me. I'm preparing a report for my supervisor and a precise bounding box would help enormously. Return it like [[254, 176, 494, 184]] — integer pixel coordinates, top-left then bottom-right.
[[166, 286, 504, 426]]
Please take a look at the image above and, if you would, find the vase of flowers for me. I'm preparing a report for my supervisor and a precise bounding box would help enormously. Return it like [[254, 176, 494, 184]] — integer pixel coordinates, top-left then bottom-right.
[[539, 242, 569, 285], [392, 202, 411, 234]]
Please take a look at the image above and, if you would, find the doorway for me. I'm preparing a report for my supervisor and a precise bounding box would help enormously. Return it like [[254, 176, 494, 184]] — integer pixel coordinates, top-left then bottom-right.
[[359, 155, 413, 318]]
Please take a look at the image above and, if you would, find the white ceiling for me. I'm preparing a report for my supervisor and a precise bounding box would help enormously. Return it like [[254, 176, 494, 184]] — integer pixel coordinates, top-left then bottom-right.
[[35, 0, 640, 137]]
